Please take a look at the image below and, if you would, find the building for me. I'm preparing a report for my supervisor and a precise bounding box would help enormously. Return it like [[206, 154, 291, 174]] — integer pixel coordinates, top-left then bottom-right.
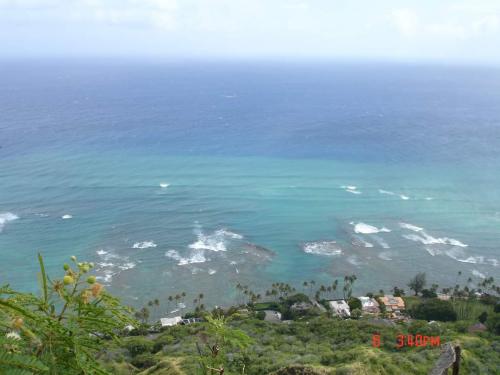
[[263, 310, 282, 323], [437, 293, 451, 301], [329, 300, 351, 318], [160, 316, 183, 327], [379, 295, 405, 317], [359, 296, 380, 314]]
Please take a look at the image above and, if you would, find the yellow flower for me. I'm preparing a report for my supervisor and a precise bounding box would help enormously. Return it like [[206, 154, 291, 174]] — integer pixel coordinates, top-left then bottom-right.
[[12, 317, 23, 329], [91, 283, 104, 297]]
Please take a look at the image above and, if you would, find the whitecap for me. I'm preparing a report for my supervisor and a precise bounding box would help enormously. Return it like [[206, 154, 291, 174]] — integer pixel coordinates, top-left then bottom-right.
[[0, 212, 19, 232], [61, 214, 72, 219], [403, 232, 467, 247], [472, 269, 486, 279], [165, 249, 207, 266], [208, 269, 217, 275], [118, 262, 136, 270], [371, 235, 390, 249], [399, 222, 423, 232], [353, 222, 391, 234], [487, 258, 499, 267], [132, 241, 157, 249], [347, 255, 362, 266], [424, 247, 442, 256], [341, 185, 361, 194], [425, 197, 434, 201], [302, 241, 342, 256], [400, 195, 410, 200], [378, 252, 393, 261], [378, 189, 395, 196], [159, 182, 170, 188], [189, 227, 240, 252], [96, 249, 108, 256], [215, 228, 243, 239], [352, 235, 374, 248]]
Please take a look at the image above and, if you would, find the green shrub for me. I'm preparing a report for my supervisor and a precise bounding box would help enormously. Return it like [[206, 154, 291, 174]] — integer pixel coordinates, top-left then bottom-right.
[[125, 336, 154, 356], [410, 299, 457, 322], [486, 312, 500, 335], [130, 352, 158, 368], [347, 298, 361, 311]]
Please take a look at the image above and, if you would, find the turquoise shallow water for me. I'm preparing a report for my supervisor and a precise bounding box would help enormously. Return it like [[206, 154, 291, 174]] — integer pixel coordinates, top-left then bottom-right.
[[1, 62, 499, 312]]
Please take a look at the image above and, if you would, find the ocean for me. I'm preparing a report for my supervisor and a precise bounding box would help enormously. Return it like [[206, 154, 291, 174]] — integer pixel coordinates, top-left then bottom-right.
[[1, 61, 499, 314]]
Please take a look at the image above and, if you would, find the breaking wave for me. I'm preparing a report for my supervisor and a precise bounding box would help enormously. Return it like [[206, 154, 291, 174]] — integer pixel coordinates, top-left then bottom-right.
[[165, 249, 207, 266], [0, 212, 19, 232], [132, 241, 157, 249], [341, 185, 361, 194], [352, 222, 391, 234], [302, 241, 342, 256]]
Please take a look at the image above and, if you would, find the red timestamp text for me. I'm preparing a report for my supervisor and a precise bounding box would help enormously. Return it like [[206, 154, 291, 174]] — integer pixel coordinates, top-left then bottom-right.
[[372, 334, 441, 348]]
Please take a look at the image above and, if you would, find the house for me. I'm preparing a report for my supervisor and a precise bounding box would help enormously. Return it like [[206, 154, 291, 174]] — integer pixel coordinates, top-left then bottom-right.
[[291, 302, 313, 312], [263, 310, 282, 323], [437, 293, 451, 301], [160, 316, 183, 327], [359, 296, 380, 314], [181, 318, 203, 325], [123, 324, 136, 332], [329, 300, 351, 318], [379, 295, 405, 317]]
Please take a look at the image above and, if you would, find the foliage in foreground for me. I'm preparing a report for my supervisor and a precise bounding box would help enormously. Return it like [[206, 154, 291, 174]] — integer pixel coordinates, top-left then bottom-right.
[[103, 315, 500, 375], [0, 254, 136, 374]]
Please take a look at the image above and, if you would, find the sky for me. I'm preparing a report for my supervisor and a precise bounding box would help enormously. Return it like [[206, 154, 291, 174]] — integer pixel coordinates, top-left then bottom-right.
[[0, 0, 500, 64]]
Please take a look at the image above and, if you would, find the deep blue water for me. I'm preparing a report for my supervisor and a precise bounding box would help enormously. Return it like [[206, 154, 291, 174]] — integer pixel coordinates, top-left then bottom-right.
[[1, 61, 499, 312]]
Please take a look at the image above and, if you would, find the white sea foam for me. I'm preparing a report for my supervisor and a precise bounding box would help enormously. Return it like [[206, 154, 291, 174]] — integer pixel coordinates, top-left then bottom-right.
[[159, 182, 170, 188], [347, 255, 362, 266], [132, 241, 157, 249], [189, 227, 243, 252], [208, 269, 217, 275], [96, 249, 108, 256], [403, 232, 468, 247], [400, 194, 410, 200], [352, 235, 374, 248], [378, 252, 393, 261], [371, 235, 390, 249], [0, 212, 19, 232], [353, 222, 391, 234], [302, 241, 342, 256], [425, 197, 434, 201], [215, 229, 243, 239], [118, 262, 136, 270], [61, 214, 72, 219], [165, 249, 207, 266], [472, 269, 486, 279], [341, 185, 361, 194], [488, 258, 499, 267], [378, 189, 395, 196], [399, 222, 424, 232], [424, 247, 442, 256]]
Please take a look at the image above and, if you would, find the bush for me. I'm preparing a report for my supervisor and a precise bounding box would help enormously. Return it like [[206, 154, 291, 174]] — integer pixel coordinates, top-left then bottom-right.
[[478, 311, 488, 324], [256, 311, 266, 320], [130, 352, 158, 368], [125, 337, 154, 356], [350, 309, 362, 319], [152, 334, 175, 353], [486, 313, 500, 335], [410, 299, 457, 322], [421, 289, 437, 298], [347, 298, 361, 311]]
